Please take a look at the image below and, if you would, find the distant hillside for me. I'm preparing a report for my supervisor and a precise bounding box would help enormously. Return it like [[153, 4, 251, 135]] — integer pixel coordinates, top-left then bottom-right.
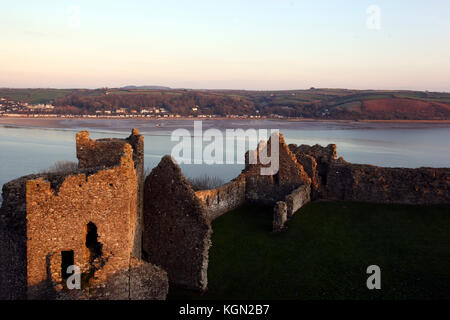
[[1, 88, 450, 120], [358, 98, 450, 120], [226, 89, 450, 120], [120, 85, 171, 90]]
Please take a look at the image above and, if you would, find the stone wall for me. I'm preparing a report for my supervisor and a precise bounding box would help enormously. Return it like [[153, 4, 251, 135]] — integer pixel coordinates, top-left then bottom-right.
[[325, 160, 450, 205], [289, 144, 450, 205], [290, 144, 338, 164], [289, 144, 337, 198], [285, 185, 311, 218], [76, 129, 144, 259], [273, 202, 287, 232], [271, 185, 311, 232], [196, 174, 246, 220], [129, 257, 169, 300], [244, 133, 311, 204], [76, 129, 144, 170], [50, 258, 168, 300], [25, 144, 136, 299], [0, 177, 28, 299], [192, 133, 313, 225], [143, 156, 212, 291], [0, 131, 168, 300]]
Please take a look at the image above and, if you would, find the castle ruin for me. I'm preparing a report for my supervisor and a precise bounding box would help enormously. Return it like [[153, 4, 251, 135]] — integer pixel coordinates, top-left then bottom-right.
[[0, 129, 448, 299], [0, 130, 167, 300]]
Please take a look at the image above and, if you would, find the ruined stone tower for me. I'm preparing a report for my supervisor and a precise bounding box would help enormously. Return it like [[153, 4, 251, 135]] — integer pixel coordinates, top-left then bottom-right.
[[76, 129, 145, 259], [0, 129, 167, 300]]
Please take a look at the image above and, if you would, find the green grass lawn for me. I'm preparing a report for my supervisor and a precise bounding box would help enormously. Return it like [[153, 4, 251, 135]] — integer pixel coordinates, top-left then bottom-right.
[[169, 202, 450, 300]]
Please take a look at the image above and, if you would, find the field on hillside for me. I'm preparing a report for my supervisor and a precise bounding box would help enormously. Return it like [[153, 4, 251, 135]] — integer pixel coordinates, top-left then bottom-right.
[[169, 202, 450, 300], [0, 88, 103, 104]]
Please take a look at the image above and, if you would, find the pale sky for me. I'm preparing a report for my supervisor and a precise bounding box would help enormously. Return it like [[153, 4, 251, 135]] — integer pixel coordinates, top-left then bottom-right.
[[0, 0, 449, 91]]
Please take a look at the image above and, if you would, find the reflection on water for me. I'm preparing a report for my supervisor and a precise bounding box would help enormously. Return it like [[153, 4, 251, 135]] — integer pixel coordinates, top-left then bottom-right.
[[1, 120, 450, 193]]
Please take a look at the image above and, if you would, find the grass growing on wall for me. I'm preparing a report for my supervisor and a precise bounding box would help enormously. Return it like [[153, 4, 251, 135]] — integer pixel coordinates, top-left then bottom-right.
[[169, 202, 450, 300]]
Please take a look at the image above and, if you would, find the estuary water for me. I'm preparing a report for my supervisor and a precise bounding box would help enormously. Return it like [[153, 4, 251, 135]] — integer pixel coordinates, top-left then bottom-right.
[[1, 118, 450, 196]]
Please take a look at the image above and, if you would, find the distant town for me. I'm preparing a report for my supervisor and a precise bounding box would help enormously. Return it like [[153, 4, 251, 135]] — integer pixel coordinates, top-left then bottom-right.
[[0, 97, 268, 119], [0, 101, 268, 119]]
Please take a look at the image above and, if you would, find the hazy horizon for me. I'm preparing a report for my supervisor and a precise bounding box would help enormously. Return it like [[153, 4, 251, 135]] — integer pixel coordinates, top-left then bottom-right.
[[0, 86, 449, 94], [1, 0, 449, 91]]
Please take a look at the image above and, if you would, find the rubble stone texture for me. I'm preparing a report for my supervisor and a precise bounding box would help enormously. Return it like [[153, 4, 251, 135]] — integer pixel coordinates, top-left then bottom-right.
[[273, 201, 288, 232], [129, 257, 169, 300], [143, 155, 212, 291], [0, 176, 28, 299], [326, 160, 450, 204], [25, 146, 137, 299], [290, 151, 320, 197], [289, 143, 449, 205], [289, 143, 338, 197], [196, 173, 246, 220], [1, 128, 449, 300], [285, 185, 311, 218], [77, 129, 145, 259], [244, 133, 312, 204], [0, 130, 167, 300]]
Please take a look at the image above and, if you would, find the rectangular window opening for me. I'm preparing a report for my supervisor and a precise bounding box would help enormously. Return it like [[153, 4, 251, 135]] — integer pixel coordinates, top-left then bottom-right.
[[61, 250, 74, 280]]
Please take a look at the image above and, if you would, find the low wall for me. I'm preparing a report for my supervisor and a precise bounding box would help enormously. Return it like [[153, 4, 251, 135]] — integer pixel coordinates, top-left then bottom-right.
[[289, 143, 450, 206], [196, 174, 246, 221], [271, 185, 311, 232], [326, 161, 450, 205], [285, 185, 311, 218], [273, 202, 287, 232]]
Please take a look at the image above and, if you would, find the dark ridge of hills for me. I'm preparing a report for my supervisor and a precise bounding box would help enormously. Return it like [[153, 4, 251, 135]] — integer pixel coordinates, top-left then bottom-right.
[[120, 85, 171, 90]]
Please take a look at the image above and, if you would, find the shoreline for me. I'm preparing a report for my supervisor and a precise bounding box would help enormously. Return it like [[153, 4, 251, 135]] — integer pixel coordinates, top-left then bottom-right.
[[1, 116, 450, 130]]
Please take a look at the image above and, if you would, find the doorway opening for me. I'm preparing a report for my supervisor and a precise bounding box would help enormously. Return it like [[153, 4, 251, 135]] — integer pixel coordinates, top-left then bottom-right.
[[61, 250, 74, 280], [86, 222, 102, 262]]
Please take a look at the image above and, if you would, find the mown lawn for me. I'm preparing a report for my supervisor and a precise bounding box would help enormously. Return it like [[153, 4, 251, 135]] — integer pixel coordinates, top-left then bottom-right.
[[169, 202, 450, 300]]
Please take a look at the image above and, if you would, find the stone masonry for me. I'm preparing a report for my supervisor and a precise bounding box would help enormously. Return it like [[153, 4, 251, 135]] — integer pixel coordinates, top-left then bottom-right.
[[143, 156, 212, 292], [273, 202, 288, 232], [195, 173, 246, 220], [0, 129, 167, 300], [76, 129, 145, 259], [1, 128, 449, 300], [289, 143, 450, 205], [244, 133, 311, 204]]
